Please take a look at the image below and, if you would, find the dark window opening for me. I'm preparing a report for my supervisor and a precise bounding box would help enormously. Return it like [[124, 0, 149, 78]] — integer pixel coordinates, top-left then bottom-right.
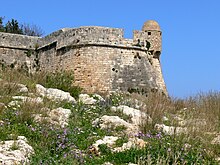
[[146, 40, 151, 50], [148, 32, 151, 35], [149, 50, 154, 55], [112, 68, 115, 71], [154, 51, 161, 58]]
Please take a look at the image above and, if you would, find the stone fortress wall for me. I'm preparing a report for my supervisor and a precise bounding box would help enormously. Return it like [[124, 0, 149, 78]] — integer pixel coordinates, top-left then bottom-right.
[[0, 20, 167, 95]]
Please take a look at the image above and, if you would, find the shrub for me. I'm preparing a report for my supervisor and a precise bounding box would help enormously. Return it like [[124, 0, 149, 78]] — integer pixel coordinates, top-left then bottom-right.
[[41, 71, 82, 99]]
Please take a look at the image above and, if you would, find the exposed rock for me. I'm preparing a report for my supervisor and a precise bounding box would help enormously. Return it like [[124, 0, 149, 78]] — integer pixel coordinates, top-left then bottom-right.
[[49, 107, 71, 128], [79, 94, 97, 105], [111, 105, 152, 125], [92, 115, 138, 135], [211, 134, 220, 145], [103, 162, 114, 165], [93, 136, 119, 150], [155, 124, 187, 135], [0, 120, 4, 126], [113, 137, 146, 152], [0, 102, 6, 109], [17, 83, 29, 93], [79, 93, 104, 105], [0, 136, 34, 165], [93, 94, 105, 101], [34, 107, 71, 128], [89, 136, 118, 156], [36, 84, 76, 103], [91, 136, 146, 156], [215, 157, 220, 162]]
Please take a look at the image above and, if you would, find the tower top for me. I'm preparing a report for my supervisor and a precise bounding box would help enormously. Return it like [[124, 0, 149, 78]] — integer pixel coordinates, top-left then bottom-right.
[[142, 20, 161, 32]]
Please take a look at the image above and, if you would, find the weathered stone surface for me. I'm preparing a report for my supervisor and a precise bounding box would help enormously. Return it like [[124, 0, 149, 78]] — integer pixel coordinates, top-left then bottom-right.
[[155, 124, 187, 135], [17, 83, 29, 93], [34, 107, 71, 128], [0, 20, 167, 95], [36, 84, 76, 103], [0, 102, 6, 109], [211, 134, 220, 145], [79, 94, 105, 104], [91, 136, 146, 156], [113, 138, 146, 152], [92, 136, 119, 151], [103, 162, 114, 165], [111, 105, 152, 125], [0, 136, 34, 165], [92, 115, 138, 135], [79, 94, 97, 105]]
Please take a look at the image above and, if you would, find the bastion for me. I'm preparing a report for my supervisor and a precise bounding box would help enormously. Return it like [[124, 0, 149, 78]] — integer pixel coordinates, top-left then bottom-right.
[[0, 20, 167, 95]]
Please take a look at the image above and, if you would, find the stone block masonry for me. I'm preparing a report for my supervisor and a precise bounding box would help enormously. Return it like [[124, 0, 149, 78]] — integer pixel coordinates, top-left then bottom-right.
[[0, 20, 167, 95]]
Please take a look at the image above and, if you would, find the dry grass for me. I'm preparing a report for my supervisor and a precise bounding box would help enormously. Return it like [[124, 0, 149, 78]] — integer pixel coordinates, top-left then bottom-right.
[[0, 68, 220, 163], [132, 91, 220, 160]]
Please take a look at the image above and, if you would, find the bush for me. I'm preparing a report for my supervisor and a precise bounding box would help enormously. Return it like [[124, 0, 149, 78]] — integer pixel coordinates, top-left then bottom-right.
[[42, 71, 82, 99]]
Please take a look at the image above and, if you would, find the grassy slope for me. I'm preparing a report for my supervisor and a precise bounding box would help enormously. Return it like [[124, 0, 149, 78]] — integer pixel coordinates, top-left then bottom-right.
[[0, 69, 219, 164]]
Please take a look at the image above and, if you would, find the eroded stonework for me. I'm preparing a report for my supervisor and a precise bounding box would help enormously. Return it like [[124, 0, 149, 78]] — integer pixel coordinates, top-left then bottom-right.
[[0, 20, 167, 95]]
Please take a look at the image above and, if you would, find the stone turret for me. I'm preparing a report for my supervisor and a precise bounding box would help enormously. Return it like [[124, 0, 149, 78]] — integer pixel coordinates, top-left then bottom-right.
[[142, 20, 166, 94], [142, 20, 162, 57], [0, 20, 167, 96]]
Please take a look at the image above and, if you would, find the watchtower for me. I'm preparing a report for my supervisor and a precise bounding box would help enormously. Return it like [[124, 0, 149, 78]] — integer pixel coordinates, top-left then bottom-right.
[[133, 20, 162, 59]]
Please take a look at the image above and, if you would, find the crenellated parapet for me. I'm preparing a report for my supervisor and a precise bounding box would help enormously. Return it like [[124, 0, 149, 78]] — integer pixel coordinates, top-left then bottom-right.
[[0, 32, 40, 50], [0, 20, 167, 95], [0, 21, 161, 54]]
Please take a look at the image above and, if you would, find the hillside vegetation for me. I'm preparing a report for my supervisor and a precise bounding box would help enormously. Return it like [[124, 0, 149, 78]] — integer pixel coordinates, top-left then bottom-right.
[[0, 69, 219, 164]]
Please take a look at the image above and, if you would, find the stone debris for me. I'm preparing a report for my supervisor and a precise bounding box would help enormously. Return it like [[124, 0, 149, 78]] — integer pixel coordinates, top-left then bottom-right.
[[0, 136, 34, 165], [113, 138, 146, 152], [103, 162, 114, 165], [93, 136, 119, 151], [155, 124, 187, 135], [93, 94, 105, 102], [111, 105, 152, 125], [16, 83, 29, 93], [90, 136, 146, 157], [211, 134, 220, 145], [0, 102, 6, 109], [34, 107, 71, 128], [36, 84, 76, 103], [92, 115, 138, 135], [79, 93, 105, 105], [79, 94, 98, 105]]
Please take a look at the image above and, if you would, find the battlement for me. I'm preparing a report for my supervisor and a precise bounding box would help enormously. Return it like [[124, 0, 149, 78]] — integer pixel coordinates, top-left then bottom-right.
[[0, 20, 162, 54], [0, 20, 167, 95], [0, 32, 40, 50]]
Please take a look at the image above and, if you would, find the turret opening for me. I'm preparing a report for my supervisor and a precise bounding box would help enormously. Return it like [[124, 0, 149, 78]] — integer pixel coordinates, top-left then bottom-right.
[[154, 51, 161, 58]]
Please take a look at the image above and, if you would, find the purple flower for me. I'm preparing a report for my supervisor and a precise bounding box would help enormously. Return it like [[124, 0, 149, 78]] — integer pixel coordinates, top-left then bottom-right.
[[146, 133, 152, 138], [156, 132, 162, 139], [64, 129, 68, 135]]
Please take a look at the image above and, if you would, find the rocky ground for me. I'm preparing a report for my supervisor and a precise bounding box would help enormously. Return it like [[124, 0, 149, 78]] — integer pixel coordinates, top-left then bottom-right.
[[0, 77, 219, 164]]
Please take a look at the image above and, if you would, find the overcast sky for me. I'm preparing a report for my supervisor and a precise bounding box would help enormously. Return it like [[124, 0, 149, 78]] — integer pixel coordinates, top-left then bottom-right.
[[1, 0, 220, 98]]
